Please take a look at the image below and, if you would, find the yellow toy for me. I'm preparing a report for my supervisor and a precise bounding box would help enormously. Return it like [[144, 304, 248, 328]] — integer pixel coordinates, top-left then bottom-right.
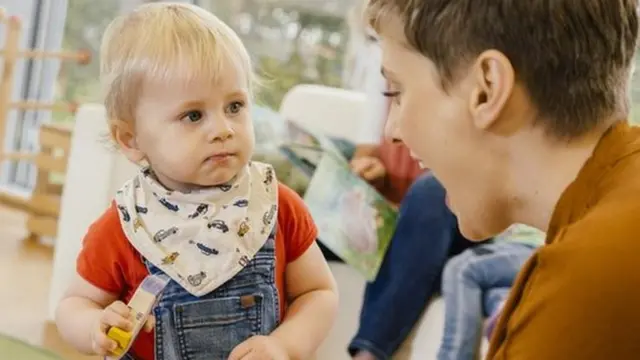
[[106, 274, 170, 359], [106, 327, 131, 356]]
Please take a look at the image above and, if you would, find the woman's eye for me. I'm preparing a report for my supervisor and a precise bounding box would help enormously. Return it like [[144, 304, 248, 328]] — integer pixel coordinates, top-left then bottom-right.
[[181, 110, 203, 123], [225, 101, 245, 115], [382, 90, 402, 105]]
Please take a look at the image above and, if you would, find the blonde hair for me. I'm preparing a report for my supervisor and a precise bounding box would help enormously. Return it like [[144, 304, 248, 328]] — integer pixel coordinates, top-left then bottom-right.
[[100, 2, 254, 131]]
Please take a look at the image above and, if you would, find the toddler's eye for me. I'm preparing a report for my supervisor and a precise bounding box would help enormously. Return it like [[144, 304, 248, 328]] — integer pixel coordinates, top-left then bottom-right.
[[181, 110, 203, 123], [225, 101, 245, 115]]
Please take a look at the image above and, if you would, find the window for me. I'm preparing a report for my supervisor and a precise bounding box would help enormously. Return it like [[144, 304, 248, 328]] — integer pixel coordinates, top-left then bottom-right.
[[56, 0, 355, 116], [54, 0, 121, 123], [59, 0, 640, 122], [54, 1, 640, 133], [1, 0, 72, 188]]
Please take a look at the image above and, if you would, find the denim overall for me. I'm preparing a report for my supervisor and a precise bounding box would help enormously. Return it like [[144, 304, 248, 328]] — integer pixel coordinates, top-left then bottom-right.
[[122, 229, 280, 360]]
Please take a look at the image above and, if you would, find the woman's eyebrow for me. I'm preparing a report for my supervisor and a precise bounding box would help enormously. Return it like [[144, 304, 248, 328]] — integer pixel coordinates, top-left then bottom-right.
[[381, 67, 398, 80]]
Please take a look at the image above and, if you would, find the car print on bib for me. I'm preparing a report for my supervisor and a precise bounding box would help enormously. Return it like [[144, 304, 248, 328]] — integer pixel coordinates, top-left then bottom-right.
[[207, 219, 229, 233], [117, 205, 131, 222], [233, 199, 249, 208], [153, 227, 178, 243], [263, 167, 274, 187], [238, 218, 251, 237], [135, 205, 148, 214], [159, 198, 179, 212], [216, 184, 232, 192], [188, 204, 209, 219], [187, 271, 207, 286], [161, 252, 179, 265], [133, 218, 143, 232], [189, 240, 219, 256]]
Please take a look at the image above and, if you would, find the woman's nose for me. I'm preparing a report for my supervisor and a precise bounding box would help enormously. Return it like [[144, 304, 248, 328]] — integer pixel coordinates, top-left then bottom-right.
[[384, 111, 402, 141]]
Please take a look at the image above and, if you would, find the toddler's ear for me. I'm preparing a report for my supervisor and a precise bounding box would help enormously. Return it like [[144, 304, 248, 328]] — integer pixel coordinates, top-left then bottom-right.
[[112, 120, 146, 163]]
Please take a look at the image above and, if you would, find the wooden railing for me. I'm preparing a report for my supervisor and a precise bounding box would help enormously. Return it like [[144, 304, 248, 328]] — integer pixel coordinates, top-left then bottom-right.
[[0, 8, 89, 242]]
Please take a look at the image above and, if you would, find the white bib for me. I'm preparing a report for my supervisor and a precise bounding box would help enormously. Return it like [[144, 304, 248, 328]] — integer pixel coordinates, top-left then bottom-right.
[[114, 162, 278, 297]]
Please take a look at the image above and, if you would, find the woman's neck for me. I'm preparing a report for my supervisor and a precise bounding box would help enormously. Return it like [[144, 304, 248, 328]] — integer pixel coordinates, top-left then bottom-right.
[[506, 127, 609, 232]]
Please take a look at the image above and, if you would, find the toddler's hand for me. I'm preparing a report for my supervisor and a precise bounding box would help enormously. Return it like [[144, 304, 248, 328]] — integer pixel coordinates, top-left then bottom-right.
[[228, 335, 289, 360], [91, 301, 133, 355]]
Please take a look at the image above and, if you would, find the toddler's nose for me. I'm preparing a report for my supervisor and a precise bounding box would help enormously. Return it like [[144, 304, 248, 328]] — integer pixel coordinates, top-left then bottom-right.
[[207, 120, 234, 143]]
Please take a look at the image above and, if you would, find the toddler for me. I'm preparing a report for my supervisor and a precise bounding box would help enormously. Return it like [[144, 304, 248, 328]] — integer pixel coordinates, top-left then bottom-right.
[[55, 3, 338, 360]]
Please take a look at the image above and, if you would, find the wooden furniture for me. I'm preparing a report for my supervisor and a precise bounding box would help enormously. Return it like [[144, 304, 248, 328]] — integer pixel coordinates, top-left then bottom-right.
[[0, 123, 72, 241], [0, 8, 89, 241], [27, 123, 72, 241]]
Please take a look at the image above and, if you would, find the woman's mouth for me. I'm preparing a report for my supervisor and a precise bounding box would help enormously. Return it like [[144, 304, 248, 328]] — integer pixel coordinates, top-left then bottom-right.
[[409, 151, 427, 168]]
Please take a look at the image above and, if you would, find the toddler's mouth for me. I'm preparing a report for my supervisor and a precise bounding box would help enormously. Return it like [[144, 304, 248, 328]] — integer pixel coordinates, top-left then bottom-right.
[[206, 152, 236, 162]]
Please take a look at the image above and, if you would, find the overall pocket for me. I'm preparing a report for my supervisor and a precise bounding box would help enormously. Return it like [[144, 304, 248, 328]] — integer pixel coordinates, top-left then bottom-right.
[[174, 294, 263, 360]]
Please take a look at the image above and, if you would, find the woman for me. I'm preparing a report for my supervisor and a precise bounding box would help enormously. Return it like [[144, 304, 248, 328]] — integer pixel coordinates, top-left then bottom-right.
[[365, 0, 640, 358]]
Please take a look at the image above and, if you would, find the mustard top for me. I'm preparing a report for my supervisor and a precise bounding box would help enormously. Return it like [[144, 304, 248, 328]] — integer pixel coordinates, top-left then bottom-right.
[[488, 121, 640, 359]]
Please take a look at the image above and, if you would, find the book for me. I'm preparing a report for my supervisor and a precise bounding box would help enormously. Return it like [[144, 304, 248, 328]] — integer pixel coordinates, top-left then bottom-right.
[[278, 121, 398, 281]]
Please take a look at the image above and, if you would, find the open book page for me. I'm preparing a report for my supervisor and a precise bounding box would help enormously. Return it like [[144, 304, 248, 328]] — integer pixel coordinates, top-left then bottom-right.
[[303, 151, 397, 281], [253, 112, 398, 280]]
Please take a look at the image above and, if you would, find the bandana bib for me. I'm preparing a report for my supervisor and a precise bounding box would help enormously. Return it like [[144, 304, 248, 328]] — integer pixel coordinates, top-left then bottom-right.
[[114, 162, 278, 297]]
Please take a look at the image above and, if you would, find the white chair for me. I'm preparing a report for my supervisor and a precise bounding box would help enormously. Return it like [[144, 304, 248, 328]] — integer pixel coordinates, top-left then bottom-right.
[[47, 104, 138, 320], [280, 84, 447, 360], [279, 84, 369, 144]]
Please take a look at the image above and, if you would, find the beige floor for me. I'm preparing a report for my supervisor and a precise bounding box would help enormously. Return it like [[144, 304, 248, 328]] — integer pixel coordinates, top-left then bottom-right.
[[0, 206, 97, 360]]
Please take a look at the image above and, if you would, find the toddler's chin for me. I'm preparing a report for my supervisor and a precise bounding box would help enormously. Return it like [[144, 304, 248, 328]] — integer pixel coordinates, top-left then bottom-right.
[[200, 168, 241, 187]]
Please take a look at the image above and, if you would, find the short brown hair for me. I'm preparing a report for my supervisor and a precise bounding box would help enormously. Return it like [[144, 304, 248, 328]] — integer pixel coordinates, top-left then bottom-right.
[[366, 0, 639, 138]]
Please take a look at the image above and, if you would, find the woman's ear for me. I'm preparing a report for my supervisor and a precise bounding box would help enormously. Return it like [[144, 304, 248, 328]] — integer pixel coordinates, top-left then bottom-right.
[[468, 50, 515, 131], [111, 120, 145, 163]]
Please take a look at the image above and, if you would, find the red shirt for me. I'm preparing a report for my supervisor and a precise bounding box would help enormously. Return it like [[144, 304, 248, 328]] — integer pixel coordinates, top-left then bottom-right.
[[76, 183, 317, 360], [376, 139, 424, 204]]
